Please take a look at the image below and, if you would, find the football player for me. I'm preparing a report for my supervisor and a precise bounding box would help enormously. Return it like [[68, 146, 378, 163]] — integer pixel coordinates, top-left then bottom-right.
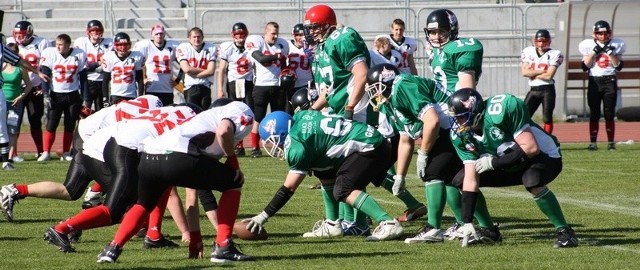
[[447, 88, 578, 248], [245, 22, 289, 158], [578, 20, 626, 151], [102, 32, 145, 104], [38, 34, 88, 162], [388, 19, 418, 75], [73, 20, 114, 110], [369, 35, 402, 68], [0, 95, 162, 222], [244, 110, 404, 241], [425, 9, 483, 92], [133, 24, 181, 106], [176, 27, 217, 110], [44, 104, 200, 253], [366, 63, 495, 244], [284, 23, 313, 115], [6, 21, 51, 159], [215, 22, 253, 156], [97, 100, 254, 263], [521, 29, 564, 134]]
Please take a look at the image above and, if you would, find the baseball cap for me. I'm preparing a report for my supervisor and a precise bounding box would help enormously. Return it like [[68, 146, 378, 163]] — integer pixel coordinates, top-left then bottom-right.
[[151, 24, 165, 35]]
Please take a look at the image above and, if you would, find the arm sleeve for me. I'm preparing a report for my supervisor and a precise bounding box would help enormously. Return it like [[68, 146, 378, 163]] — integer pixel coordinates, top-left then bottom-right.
[[79, 69, 89, 102], [251, 50, 278, 65], [41, 66, 52, 95]]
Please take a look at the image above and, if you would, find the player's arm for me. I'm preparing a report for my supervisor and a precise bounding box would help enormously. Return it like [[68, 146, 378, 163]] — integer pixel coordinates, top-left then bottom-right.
[[102, 71, 111, 103], [456, 71, 476, 90], [521, 62, 543, 78], [40, 66, 53, 95], [78, 69, 89, 103], [346, 61, 368, 109], [195, 59, 215, 78], [534, 65, 558, 81], [12, 67, 34, 106], [419, 107, 440, 154], [310, 88, 328, 110], [395, 134, 414, 177], [407, 53, 418, 75], [216, 59, 228, 98], [251, 50, 279, 65], [179, 59, 204, 77]]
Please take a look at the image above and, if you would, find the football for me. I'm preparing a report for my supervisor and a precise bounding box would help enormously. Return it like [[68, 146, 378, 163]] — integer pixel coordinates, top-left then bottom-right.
[[233, 220, 268, 241]]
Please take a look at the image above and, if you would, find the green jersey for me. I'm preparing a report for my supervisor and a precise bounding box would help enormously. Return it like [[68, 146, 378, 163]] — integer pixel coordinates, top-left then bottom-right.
[[313, 26, 371, 116], [431, 37, 483, 92], [284, 110, 383, 173], [450, 94, 561, 165], [379, 74, 450, 139]]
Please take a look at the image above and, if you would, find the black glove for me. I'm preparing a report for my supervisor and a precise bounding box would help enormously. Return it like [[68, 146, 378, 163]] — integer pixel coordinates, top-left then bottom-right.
[[102, 97, 111, 108], [603, 45, 616, 55], [591, 44, 603, 55]]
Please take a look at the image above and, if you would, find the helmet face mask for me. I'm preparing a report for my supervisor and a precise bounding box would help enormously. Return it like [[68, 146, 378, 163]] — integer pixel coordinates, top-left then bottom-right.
[[533, 29, 551, 51], [365, 64, 399, 110], [13, 21, 34, 46], [258, 111, 293, 159], [231, 22, 248, 44], [447, 88, 485, 136], [304, 4, 337, 44], [113, 32, 131, 55], [424, 9, 458, 48]]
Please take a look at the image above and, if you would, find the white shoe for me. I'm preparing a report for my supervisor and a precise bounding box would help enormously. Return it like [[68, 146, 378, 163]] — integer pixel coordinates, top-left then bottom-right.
[[404, 226, 444, 244], [37, 152, 50, 162], [11, 156, 24, 163], [2, 162, 15, 171], [60, 152, 73, 161], [366, 219, 404, 241], [443, 222, 464, 240], [82, 187, 105, 209], [1, 183, 20, 221], [302, 219, 343, 237]]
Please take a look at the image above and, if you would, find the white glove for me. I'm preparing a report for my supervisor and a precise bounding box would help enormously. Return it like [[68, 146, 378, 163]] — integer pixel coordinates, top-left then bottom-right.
[[416, 150, 428, 179], [244, 211, 269, 234], [392, 175, 406, 196], [461, 223, 479, 247], [474, 155, 495, 174]]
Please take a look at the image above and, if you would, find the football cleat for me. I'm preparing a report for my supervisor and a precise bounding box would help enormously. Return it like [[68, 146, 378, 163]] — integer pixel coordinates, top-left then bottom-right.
[[607, 143, 616, 151], [443, 222, 464, 240], [44, 227, 76, 253], [60, 152, 73, 161], [342, 222, 371, 236], [465, 225, 502, 246], [554, 226, 579, 248], [234, 146, 246, 157], [136, 227, 148, 238], [210, 240, 254, 263], [365, 219, 404, 241], [397, 203, 427, 222], [143, 235, 180, 249], [82, 187, 105, 209], [97, 243, 123, 263], [2, 162, 15, 170], [587, 143, 598, 151], [37, 152, 51, 162], [302, 219, 343, 238], [404, 225, 444, 243], [251, 148, 261, 158], [68, 229, 83, 243], [1, 183, 21, 221]]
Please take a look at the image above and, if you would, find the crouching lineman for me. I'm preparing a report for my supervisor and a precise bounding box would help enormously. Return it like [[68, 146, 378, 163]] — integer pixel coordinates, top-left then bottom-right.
[[97, 99, 255, 263], [244, 109, 404, 241], [447, 88, 578, 248]]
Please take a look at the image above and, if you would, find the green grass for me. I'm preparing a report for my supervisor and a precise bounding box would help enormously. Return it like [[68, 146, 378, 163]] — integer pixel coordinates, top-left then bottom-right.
[[1, 143, 640, 269]]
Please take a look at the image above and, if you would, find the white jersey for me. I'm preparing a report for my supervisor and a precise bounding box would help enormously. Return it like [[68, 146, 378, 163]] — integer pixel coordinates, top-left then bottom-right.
[[83, 106, 198, 162], [218, 41, 253, 82], [520, 46, 564, 86], [246, 35, 289, 86], [6, 36, 49, 86], [287, 40, 313, 88], [142, 101, 253, 158], [578, 38, 626, 77], [176, 42, 217, 88], [368, 49, 403, 70], [133, 39, 180, 93], [40, 47, 87, 93], [73, 37, 114, 81], [77, 95, 163, 141], [388, 35, 418, 74], [102, 50, 145, 98]]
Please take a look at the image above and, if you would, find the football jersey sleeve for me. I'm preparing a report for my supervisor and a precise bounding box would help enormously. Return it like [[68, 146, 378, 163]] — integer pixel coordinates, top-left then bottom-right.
[[335, 27, 369, 68], [245, 35, 265, 54], [285, 138, 312, 174], [549, 50, 564, 66]]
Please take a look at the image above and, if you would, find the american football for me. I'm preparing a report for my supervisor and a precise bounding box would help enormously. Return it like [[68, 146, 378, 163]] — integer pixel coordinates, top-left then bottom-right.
[[233, 220, 268, 241]]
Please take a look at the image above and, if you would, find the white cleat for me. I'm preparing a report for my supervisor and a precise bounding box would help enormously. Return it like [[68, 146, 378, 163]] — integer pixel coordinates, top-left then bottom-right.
[[302, 219, 343, 237], [37, 152, 51, 162], [366, 219, 404, 241]]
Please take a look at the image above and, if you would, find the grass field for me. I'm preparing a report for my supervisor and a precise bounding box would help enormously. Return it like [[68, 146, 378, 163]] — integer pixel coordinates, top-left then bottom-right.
[[1, 143, 639, 270]]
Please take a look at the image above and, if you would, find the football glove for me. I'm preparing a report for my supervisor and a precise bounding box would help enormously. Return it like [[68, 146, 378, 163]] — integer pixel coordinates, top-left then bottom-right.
[[416, 150, 428, 179], [244, 211, 270, 234], [603, 45, 616, 55], [343, 106, 354, 120], [591, 43, 603, 55], [461, 223, 479, 247], [392, 175, 406, 196], [474, 155, 495, 174]]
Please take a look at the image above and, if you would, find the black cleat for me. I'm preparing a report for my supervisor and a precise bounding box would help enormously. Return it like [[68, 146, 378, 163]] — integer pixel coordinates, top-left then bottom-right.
[[251, 148, 261, 158], [210, 240, 254, 263], [68, 229, 82, 243], [466, 225, 502, 245], [136, 227, 148, 238], [554, 226, 579, 248], [97, 243, 123, 263], [587, 143, 598, 151], [143, 235, 179, 249], [44, 227, 75, 253]]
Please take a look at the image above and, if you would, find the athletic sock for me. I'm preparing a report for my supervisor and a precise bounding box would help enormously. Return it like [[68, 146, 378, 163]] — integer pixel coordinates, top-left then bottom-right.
[[352, 191, 392, 222], [589, 121, 599, 143], [146, 187, 172, 240], [445, 185, 464, 224], [320, 185, 340, 221], [425, 180, 446, 228], [534, 188, 568, 228], [113, 204, 148, 247], [605, 120, 615, 143], [43, 131, 55, 152], [55, 205, 112, 233], [473, 191, 495, 228]]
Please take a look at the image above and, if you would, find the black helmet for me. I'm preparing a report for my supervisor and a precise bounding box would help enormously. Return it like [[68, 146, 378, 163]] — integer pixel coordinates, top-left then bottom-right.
[[424, 9, 459, 48], [533, 29, 551, 49], [172, 102, 203, 114], [290, 88, 311, 113], [293, 23, 305, 35], [87, 20, 104, 32], [365, 63, 400, 108], [210, 98, 233, 109], [232, 22, 248, 35], [113, 32, 131, 53], [280, 69, 297, 92], [447, 88, 485, 136], [12, 21, 34, 45], [593, 20, 611, 33]]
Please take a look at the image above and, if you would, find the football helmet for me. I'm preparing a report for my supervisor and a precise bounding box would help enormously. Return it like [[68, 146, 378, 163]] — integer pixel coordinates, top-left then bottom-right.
[[13, 21, 34, 46], [365, 63, 400, 109], [280, 68, 297, 92], [172, 102, 203, 114], [592, 20, 611, 42], [424, 9, 459, 48], [533, 29, 551, 50], [447, 88, 485, 136], [231, 22, 248, 38], [210, 97, 233, 108], [304, 4, 337, 43], [290, 88, 311, 113], [113, 32, 131, 54], [134, 95, 163, 109], [86, 20, 104, 41], [259, 111, 292, 158], [293, 23, 305, 35]]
